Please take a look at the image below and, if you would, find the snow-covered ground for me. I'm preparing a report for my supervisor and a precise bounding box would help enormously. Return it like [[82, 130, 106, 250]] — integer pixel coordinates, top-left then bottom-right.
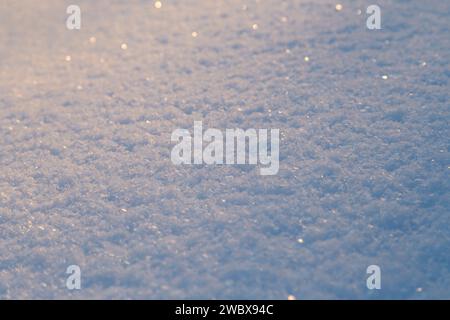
[[0, 0, 449, 299]]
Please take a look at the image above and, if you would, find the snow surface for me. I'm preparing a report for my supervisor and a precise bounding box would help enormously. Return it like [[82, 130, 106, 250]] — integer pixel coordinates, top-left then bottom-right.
[[0, 0, 449, 299]]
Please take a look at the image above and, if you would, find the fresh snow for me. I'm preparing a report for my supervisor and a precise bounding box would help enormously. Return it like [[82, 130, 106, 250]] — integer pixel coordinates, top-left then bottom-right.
[[0, 0, 449, 299]]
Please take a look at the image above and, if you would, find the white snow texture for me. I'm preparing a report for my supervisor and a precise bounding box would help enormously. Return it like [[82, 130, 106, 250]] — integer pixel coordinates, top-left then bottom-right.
[[0, 0, 449, 299]]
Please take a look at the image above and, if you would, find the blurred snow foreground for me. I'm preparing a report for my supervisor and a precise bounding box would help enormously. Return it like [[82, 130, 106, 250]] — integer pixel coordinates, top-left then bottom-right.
[[0, 0, 449, 299]]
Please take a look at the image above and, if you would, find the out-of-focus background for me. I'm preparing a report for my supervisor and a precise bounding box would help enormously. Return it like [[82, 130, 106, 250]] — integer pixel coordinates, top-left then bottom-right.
[[0, 0, 449, 299]]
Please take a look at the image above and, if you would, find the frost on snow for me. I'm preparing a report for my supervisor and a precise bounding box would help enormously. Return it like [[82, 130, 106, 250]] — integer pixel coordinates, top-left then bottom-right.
[[0, 0, 449, 299]]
